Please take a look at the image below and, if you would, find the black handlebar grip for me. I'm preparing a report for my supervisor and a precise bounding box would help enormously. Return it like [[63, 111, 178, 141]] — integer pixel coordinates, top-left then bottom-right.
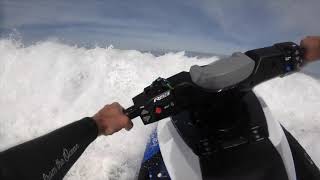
[[124, 106, 141, 120]]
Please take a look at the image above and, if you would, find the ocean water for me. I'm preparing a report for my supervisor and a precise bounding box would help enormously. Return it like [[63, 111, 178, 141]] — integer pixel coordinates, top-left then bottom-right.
[[0, 39, 319, 179]]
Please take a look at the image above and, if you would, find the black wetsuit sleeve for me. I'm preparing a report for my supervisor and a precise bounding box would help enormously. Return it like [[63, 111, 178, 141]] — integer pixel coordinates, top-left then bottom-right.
[[0, 117, 99, 180]]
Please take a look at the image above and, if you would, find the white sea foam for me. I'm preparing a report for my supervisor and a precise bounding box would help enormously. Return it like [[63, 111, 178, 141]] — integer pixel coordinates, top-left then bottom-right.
[[0, 39, 216, 179], [0, 39, 319, 179], [254, 73, 320, 167]]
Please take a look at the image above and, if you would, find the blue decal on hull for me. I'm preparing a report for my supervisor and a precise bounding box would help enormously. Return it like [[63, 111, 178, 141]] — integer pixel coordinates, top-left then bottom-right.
[[143, 128, 160, 163], [138, 128, 171, 179]]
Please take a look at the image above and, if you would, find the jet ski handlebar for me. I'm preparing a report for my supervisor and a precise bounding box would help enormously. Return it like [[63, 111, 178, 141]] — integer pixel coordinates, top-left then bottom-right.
[[124, 42, 305, 123]]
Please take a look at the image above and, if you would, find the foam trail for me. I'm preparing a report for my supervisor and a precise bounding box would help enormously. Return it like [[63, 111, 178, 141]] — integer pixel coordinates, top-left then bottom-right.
[[0, 39, 320, 179], [0, 39, 216, 179]]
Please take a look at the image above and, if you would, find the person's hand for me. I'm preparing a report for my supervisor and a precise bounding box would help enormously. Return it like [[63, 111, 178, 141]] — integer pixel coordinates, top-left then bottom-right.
[[92, 102, 133, 136], [300, 36, 320, 63]]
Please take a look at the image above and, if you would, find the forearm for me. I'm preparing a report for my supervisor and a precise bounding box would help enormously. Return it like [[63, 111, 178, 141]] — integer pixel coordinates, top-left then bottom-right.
[[0, 117, 98, 180]]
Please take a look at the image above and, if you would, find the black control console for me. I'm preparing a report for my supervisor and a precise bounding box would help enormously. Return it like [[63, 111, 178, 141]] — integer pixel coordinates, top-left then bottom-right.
[[124, 72, 196, 124]]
